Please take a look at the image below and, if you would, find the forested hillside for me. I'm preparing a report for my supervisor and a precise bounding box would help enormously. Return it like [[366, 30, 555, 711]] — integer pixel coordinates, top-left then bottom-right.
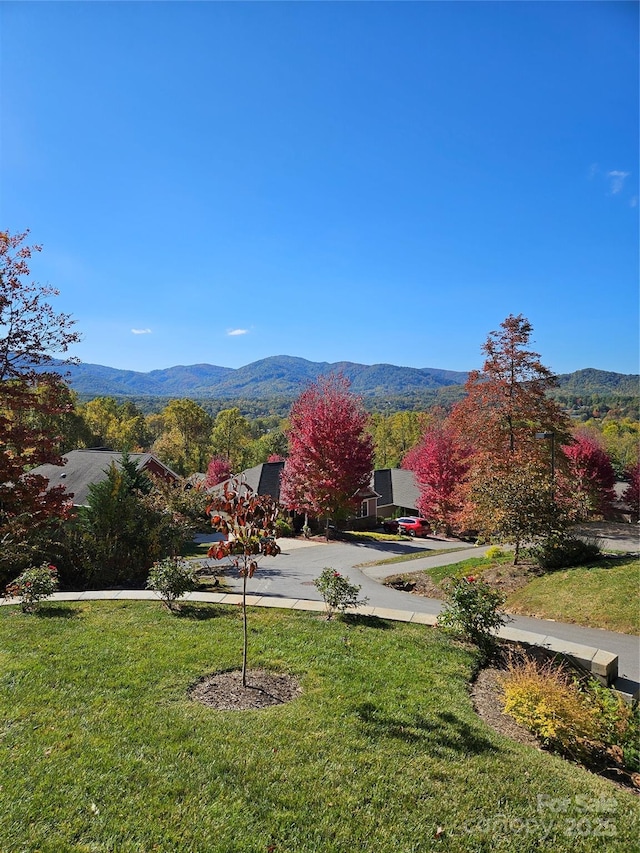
[[58, 355, 637, 411]]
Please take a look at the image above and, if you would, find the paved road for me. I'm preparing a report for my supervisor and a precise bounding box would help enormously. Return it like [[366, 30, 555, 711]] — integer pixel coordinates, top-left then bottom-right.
[[196, 532, 640, 692]]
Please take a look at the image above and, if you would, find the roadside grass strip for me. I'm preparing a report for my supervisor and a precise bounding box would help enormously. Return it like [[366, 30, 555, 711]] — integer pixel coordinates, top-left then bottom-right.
[[505, 556, 640, 635]]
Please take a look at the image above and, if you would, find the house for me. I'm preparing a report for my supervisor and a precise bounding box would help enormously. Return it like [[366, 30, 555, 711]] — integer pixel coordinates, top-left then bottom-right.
[[372, 468, 420, 518], [29, 449, 180, 507], [209, 462, 418, 528]]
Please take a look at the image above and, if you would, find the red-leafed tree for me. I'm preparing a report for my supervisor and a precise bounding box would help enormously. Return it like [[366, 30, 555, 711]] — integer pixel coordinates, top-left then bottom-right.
[[279, 374, 374, 537], [402, 422, 471, 536], [0, 230, 81, 581], [207, 478, 280, 686], [448, 315, 572, 560], [449, 314, 571, 459], [204, 455, 232, 488], [559, 430, 616, 519], [622, 461, 640, 521]]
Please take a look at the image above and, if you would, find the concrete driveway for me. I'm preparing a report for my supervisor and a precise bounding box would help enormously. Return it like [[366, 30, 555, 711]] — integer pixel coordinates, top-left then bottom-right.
[[196, 529, 640, 691]]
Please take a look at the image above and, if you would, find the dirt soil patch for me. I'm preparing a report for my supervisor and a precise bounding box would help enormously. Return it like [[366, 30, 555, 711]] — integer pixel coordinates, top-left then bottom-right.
[[471, 666, 540, 749], [385, 560, 543, 599], [188, 669, 301, 711]]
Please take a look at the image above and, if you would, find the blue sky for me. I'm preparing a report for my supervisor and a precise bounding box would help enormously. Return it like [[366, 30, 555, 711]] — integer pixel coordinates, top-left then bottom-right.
[[2, 1, 638, 376]]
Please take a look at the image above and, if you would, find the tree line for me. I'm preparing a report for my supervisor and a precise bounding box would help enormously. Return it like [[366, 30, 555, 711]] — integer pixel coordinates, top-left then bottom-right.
[[1, 230, 638, 594], [39, 382, 640, 482]]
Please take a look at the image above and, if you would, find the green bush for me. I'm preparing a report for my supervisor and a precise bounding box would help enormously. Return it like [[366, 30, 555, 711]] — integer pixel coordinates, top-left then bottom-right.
[[146, 557, 198, 611], [313, 568, 368, 620], [275, 517, 294, 538], [530, 534, 601, 570], [5, 562, 59, 613], [438, 575, 506, 659], [70, 457, 191, 587], [587, 678, 640, 772]]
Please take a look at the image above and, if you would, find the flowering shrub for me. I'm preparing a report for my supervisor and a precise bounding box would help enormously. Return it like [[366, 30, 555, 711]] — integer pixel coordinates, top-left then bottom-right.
[[438, 575, 506, 658], [146, 557, 198, 611], [5, 563, 59, 613], [500, 657, 599, 752], [314, 568, 368, 620]]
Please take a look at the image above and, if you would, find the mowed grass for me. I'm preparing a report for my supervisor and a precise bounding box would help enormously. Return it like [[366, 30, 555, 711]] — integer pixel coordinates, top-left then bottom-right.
[[1, 602, 639, 853], [505, 555, 640, 635]]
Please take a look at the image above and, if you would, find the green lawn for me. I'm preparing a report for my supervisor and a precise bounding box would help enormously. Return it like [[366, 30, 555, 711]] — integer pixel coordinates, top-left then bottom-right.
[[1, 602, 638, 852], [389, 552, 639, 635], [505, 555, 640, 635], [180, 539, 215, 559], [355, 546, 469, 569]]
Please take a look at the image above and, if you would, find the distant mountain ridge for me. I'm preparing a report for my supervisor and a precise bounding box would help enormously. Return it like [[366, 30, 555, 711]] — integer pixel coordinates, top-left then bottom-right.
[[51, 356, 639, 400]]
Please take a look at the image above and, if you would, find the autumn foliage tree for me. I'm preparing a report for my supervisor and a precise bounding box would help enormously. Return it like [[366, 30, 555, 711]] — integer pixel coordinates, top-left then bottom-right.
[[279, 374, 374, 537], [449, 315, 572, 560], [0, 230, 81, 580], [402, 422, 470, 536], [210, 407, 251, 473], [152, 398, 213, 475], [559, 430, 616, 520], [205, 455, 233, 488]]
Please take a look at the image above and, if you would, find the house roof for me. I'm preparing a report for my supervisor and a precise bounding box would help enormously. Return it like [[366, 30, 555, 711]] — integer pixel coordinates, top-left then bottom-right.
[[212, 461, 286, 501], [212, 463, 411, 512], [29, 449, 179, 506], [373, 468, 420, 512]]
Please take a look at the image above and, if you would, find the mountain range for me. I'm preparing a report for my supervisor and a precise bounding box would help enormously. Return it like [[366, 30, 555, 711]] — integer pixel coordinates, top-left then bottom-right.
[[52, 356, 639, 400]]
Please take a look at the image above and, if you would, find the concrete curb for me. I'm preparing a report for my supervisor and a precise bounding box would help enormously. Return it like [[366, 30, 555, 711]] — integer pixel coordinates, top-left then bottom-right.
[[1, 590, 623, 691]]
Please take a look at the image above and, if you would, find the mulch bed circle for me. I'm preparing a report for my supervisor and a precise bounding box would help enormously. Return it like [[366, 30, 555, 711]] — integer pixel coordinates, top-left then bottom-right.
[[188, 668, 301, 711]]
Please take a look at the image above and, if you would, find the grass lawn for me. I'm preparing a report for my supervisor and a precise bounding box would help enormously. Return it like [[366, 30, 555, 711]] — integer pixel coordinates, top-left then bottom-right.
[[180, 540, 215, 559], [388, 552, 639, 635], [355, 546, 470, 569], [505, 556, 640, 635], [1, 602, 638, 853]]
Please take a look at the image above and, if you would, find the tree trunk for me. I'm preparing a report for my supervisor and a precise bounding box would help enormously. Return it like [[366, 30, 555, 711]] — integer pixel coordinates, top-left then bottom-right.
[[513, 539, 520, 565], [241, 571, 248, 687]]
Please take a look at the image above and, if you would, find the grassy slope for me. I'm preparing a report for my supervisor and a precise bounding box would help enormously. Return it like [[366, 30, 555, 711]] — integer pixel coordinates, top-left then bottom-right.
[[1, 602, 638, 853], [388, 552, 639, 635], [505, 556, 640, 635]]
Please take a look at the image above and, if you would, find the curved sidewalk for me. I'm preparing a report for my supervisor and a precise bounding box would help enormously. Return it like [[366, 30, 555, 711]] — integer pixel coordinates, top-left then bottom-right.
[[2, 586, 633, 699]]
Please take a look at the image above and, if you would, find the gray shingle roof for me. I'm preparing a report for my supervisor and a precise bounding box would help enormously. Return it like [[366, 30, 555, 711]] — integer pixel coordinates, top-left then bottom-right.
[[29, 449, 179, 506], [213, 461, 285, 501], [373, 468, 420, 514]]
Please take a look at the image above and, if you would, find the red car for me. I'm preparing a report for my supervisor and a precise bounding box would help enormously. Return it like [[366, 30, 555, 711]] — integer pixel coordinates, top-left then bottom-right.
[[396, 516, 431, 537]]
